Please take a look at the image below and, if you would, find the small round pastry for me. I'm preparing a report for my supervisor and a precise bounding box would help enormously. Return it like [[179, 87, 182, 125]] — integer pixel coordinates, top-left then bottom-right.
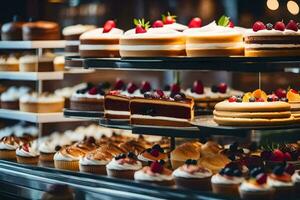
[[170, 142, 201, 169], [19, 54, 54, 72], [62, 24, 96, 54], [1, 16, 25, 40], [118, 140, 146, 155], [173, 159, 212, 190], [0, 86, 30, 110], [137, 144, 168, 166], [53, 56, 64, 71], [134, 160, 174, 186], [0, 55, 19, 71], [184, 20, 244, 57], [79, 149, 112, 175], [292, 170, 300, 198], [106, 152, 142, 179], [79, 20, 123, 58], [16, 141, 40, 165], [120, 19, 185, 57], [245, 20, 300, 57], [211, 165, 244, 197], [19, 93, 65, 113], [39, 139, 65, 167], [22, 21, 60, 40], [239, 168, 275, 200], [160, 12, 188, 32], [267, 165, 295, 200], [0, 136, 22, 160]]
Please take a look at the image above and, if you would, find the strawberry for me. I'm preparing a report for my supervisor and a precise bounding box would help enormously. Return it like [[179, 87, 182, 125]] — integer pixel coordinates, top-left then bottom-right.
[[256, 98, 265, 102], [284, 152, 292, 161], [252, 21, 266, 32], [23, 144, 29, 152], [140, 81, 151, 93], [218, 83, 227, 93], [155, 89, 165, 98], [170, 83, 181, 95], [103, 20, 116, 33], [271, 149, 285, 162], [228, 96, 237, 102], [256, 173, 267, 185], [114, 79, 125, 90], [152, 20, 164, 28], [127, 82, 138, 94], [88, 87, 97, 95], [291, 89, 298, 94], [274, 21, 285, 31], [228, 20, 234, 28], [109, 90, 120, 95], [286, 20, 298, 31], [188, 17, 202, 28], [134, 18, 150, 34], [275, 88, 287, 98], [150, 161, 163, 173], [150, 149, 159, 157], [162, 12, 176, 24], [192, 80, 204, 94]]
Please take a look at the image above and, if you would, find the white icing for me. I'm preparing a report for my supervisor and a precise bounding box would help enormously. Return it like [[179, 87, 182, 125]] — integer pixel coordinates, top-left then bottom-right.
[[56, 83, 86, 98], [0, 142, 19, 150], [245, 28, 300, 37], [134, 169, 173, 181], [267, 176, 294, 187], [131, 114, 190, 122], [120, 44, 185, 51], [106, 158, 142, 170], [63, 24, 96, 36], [187, 42, 244, 50], [16, 141, 39, 157], [20, 93, 64, 103], [38, 140, 57, 153], [0, 86, 30, 102], [53, 56, 64, 65], [172, 167, 212, 178], [211, 174, 244, 184], [72, 92, 105, 99], [239, 181, 274, 191], [245, 43, 300, 49], [164, 23, 188, 31], [79, 44, 120, 50], [79, 28, 123, 39], [53, 151, 81, 161], [0, 55, 19, 65], [79, 156, 110, 166], [120, 90, 143, 97], [65, 40, 80, 46], [105, 110, 130, 116], [122, 27, 183, 39], [19, 55, 54, 63], [292, 170, 300, 182]]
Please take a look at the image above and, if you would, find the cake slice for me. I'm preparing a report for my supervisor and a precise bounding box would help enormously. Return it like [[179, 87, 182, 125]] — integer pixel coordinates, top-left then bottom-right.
[[130, 90, 194, 127]]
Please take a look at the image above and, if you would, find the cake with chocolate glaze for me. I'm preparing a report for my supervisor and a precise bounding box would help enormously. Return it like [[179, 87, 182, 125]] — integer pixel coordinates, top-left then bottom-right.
[[130, 90, 194, 127], [1, 16, 25, 40], [184, 16, 244, 57], [120, 18, 185, 57], [79, 20, 123, 58], [245, 20, 300, 57], [22, 21, 60, 40], [63, 24, 96, 54]]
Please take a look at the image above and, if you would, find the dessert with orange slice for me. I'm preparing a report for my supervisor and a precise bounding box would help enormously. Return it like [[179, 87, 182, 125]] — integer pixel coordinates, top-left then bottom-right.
[[286, 89, 300, 121], [213, 89, 294, 126]]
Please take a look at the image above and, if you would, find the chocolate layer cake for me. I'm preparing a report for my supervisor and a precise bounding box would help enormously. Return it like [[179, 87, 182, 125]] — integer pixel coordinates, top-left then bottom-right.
[[22, 21, 60, 40], [104, 93, 130, 120], [130, 92, 194, 127]]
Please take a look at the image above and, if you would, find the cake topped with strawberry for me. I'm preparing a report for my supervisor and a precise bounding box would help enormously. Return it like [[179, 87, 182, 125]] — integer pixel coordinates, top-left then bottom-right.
[[79, 20, 123, 58], [120, 18, 185, 57], [160, 12, 188, 31], [245, 20, 300, 57]]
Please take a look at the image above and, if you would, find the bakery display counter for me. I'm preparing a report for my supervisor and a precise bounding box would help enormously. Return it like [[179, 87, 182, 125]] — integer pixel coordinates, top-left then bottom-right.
[[0, 40, 65, 49], [0, 71, 64, 80], [0, 160, 232, 200]]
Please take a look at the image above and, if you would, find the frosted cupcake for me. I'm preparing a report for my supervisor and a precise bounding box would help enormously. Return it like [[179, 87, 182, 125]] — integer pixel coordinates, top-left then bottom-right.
[[16, 141, 39, 165], [137, 144, 168, 166], [211, 165, 244, 197], [0, 136, 22, 160], [134, 160, 174, 186], [106, 152, 142, 179], [173, 159, 212, 190]]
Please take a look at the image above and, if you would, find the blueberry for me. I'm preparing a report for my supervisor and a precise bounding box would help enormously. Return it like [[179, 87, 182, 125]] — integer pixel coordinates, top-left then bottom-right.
[[144, 92, 153, 99], [267, 96, 273, 102], [152, 144, 161, 150], [211, 85, 218, 93], [97, 88, 105, 95], [280, 98, 288, 102], [55, 145, 61, 151], [249, 142, 258, 151], [236, 97, 243, 103], [115, 155, 120, 160], [237, 148, 244, 154], [228, 154, 236, 161], [127, 152, 135, 158], [159, 160, 165, 165], [229, 142, 239, 151], [100, 82, 111, 89], [174, 93, 184, 101], [191, 160, 197, 165], [219, 168, 226, 175], [266, 23, 273, 30], [250, 167, 264, 178], [224, 168, 233, 176], [185, 159, 192, 165], [273, 165, 285, 175], [146, 148, 152, 153], [249, 97, 256, 102], [233, 169, 242, 177]]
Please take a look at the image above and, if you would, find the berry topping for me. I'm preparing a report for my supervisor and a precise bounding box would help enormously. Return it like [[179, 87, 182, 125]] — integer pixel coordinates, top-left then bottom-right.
[[170, 83, 181, 96], [223, 168, 234, 176], [88, 87, 97, 95], [272, 149, 285, 162], [114, 79, 125, 90], [228, 20, 234, 28], [150, 149, 159, 157], [261, 150, 273, 160], [273, 165, 285, 175], [134, 18, 150, 34], [86, 136, 96, 144], [286, 20, 298, 31], [228, 96, 237, 102], [162, 12, 176, 24], [236, 97, 243, 103], [267, 94, 279, 102], [192, 80, 204, 94], [185, 159, 197, 165], [285, 163, 295, 175], [127, 152, 136, 159], [155, 89, 165, 98], [188, 17, 202, 28], [159, 160, 165, 165], [115, 153, 126, 160], [150, 161, 163, 173], [22, 144, 29, 152], [152, 20, 164, 28], [250, 167, 264, 178], [274, 21, 285, 31], [55, 145, 61, 151], [233, 169, 242, 177], [152, 144, 161, 150], [109, 90, 120, 95], [174, 93, 186, 101], [127, 82, 138, 94], [99, 82, 111, 90], [280, 97, 288, 102], [275, 88, 287, 98], [291, 89, 298, 94], [256, 173, 268, 185], [144, 91, 152, 99], [284, 152, 292, 161], [103, 20, 116, 33], [249, 97, 256, 102], [140, 81, 151, 94], [211, 85, 218, 93], [266, 23, 273, 30], [256, 98, 265, 102], [252, 21, 266, 32], [218, 83, 227, 93], [298, 22, 300, 30]]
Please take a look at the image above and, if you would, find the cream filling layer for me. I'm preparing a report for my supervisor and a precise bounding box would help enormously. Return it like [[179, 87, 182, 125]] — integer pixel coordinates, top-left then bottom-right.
[[131, 114, 190, 122], [105, 110, 130, 116], [186, 42, 244, 50], [79, 44, 119, 50], [120, 44, 185, 51], [66, 40, 80, 46], [245, 43, 300, 49]]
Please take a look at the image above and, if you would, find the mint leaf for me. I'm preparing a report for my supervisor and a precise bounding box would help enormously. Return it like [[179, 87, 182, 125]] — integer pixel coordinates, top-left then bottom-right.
[[218, 15, 230, 27], [133, 18, 139, 26]]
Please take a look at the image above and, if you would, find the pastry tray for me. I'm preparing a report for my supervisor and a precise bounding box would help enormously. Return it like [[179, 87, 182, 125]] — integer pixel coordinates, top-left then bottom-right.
[[63, 108, 103, 120], [83, 57, 300, 72]]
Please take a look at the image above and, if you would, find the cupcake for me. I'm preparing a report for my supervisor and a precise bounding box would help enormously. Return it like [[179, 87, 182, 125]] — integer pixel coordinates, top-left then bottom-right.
[[106, 152, 142, 179], [0, 136, 22, 160], [170, 142, 201, 169], [134, 160, 174, 186], [16, 141, 39, 165], [173, 159, 212, 190], [239, 168, 275, 200], [80, 149, 112, 175], [292, 170, 300, 198], [211, 164, 244, 197], [267, 164, 295, 200], [137, 144, 168, 166]]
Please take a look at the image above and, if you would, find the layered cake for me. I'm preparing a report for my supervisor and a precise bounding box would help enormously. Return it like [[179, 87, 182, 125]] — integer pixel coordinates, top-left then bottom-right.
[[53, 56, 64, 71], [0, 55, 19, 71], [19, 93, 64, 113], [19, 54, 55, 72], [286, 89, 300, 121], [79, 20, 123, 57], [185, 81, 243, 109], [22, 21, 60, 40], [184, 16, 244, 57], [120, 18, 186, 57], [62, 24, 96, 54], [245, 20, 300, 57], [0, 86, 30, 110], [130, 90, 194, 127], [55, 83, 86, 108], [214, 89, 294, 126], [1, 16, 25, 40]]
